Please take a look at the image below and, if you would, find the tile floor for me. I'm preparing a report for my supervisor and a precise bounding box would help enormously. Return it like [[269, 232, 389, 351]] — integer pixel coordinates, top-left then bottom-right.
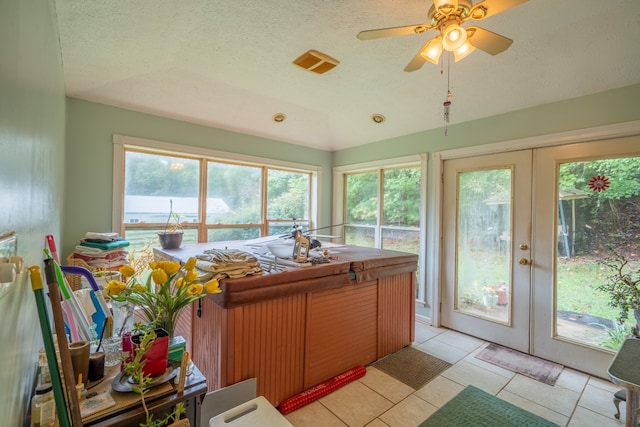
[[284, 322, 629, 427]]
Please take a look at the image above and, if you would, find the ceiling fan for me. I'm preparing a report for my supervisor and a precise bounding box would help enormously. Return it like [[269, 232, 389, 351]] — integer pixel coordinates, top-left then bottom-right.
[[357, 0, 528, 72]]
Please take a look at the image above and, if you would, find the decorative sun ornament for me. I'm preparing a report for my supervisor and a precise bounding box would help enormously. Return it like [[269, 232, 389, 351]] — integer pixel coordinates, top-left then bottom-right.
[[588, 175, 610, 192]]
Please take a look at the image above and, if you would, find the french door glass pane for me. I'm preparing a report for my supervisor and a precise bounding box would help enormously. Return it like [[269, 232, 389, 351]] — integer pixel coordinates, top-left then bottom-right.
[[456, 168, 511, 324], [556, 156, 640, 350], [207, 162, 261, 224]]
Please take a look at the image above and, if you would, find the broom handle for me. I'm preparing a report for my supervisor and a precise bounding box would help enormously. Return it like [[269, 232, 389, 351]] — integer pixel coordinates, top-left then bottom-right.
[[29, 266, 71, 427], [44, 259, 84, 427]]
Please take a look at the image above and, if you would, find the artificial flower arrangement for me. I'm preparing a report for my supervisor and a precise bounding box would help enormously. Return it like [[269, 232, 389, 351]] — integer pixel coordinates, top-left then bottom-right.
[[104, 257, 221, 336]]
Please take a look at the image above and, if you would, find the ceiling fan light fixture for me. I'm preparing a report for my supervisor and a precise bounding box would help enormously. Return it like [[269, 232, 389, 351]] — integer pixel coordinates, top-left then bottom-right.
[[453, 40, 475, 61], [433, 0, 459, 15], [420, 37, 443, 64], [442, 21, 467, 51]]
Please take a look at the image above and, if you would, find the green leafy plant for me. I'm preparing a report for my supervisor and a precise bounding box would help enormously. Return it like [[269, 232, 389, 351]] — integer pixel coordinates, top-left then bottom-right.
[[595, 247, 640, 335], [123, 324, 184, 427]]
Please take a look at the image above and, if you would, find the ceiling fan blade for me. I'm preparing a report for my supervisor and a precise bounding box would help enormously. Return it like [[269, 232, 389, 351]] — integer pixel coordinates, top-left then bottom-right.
[[357, 23, 433, 40], [468, 0, 528, 20], [466, 26, 513, 55]]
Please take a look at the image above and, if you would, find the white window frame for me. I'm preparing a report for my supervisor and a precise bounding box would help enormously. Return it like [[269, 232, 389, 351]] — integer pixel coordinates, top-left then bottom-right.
[[333, 154, 428, 303]]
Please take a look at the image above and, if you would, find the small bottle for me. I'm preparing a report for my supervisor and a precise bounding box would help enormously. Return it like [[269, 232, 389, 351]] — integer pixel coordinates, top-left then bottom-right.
[[30, 383, 56, 427]]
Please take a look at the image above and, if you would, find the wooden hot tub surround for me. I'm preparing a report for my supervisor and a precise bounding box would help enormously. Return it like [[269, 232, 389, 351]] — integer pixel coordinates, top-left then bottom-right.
[[154, 242, 418, 407]]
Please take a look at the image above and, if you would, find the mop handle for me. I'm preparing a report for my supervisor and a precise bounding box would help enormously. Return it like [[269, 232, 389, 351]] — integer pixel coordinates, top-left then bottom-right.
[[29, 266, 71, 427]]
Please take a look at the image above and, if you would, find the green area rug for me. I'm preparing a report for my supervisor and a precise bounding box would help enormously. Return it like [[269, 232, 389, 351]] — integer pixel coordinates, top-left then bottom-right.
[[419, 385, 560, 427], [371, 346, 451, 390]]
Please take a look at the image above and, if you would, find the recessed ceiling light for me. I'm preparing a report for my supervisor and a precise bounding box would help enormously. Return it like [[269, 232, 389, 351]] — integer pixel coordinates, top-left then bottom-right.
[[371, 114, 386, 124], [273, 113, 286, 123]]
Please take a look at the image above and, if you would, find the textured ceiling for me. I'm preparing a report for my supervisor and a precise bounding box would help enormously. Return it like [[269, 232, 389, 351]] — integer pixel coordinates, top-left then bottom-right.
[[55, 0, 640, 151]]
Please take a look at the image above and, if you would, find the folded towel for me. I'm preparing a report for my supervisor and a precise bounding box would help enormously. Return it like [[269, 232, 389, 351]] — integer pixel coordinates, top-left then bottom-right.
[[79, 240, 130, 250], [194, 248, 263, 281], [85, 232, 120, 241]]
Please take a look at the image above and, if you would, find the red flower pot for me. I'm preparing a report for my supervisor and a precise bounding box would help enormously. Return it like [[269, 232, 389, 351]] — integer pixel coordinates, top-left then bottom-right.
[[131, 328, 170, 377]]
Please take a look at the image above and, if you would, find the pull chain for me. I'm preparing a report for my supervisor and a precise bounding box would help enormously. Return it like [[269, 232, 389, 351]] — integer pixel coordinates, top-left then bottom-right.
[[443, 52, 452, 136]]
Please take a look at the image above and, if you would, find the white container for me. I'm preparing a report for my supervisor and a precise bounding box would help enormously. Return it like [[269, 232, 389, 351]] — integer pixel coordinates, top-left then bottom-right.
[[209, 396, 292, 427]]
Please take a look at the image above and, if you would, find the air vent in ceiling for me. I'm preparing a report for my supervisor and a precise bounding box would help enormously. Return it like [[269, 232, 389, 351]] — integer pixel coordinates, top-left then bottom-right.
[[293, 50, 340, 74]]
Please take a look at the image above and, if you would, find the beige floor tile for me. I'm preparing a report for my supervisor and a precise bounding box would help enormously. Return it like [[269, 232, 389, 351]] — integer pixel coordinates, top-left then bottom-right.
[[578, 382, 621, 420], [359, 367, 414, 403], [435, 330, 485, 352], [554, 368, 589, 393], [285, 401, 348, 427], [567, 406, 623, 427], [504, 374, 580, 416], [413, 323, 445, 344], [440, 359, 512, 394], [363, 419, 389, 427], [416, 339, 469, 364], [463, 345, 517, 378], [497, 389, 569, 426], [378, 394, 437, 427], [413, 375, 465, 408], [319, 380, 393, 427], [587, 375, 620, 393]]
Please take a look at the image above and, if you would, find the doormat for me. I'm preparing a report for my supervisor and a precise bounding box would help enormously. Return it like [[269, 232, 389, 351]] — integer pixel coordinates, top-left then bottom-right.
[[370, 346, 451, 390], [418, 385, 560, 426], [475, 343, 564, 386]]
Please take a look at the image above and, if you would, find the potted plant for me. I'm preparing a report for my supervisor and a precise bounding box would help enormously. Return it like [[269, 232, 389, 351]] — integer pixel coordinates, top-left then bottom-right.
[[157, 200, 183, 250], [124, 324, 188, 427], [596, 247, 640, 337]]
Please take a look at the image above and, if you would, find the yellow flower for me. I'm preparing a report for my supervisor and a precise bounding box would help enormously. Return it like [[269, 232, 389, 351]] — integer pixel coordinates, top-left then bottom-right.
[[186, 283, 203, 296], [204, 279, 221, 294], [185, 270, 198, 283], [119, 264, 136, 279], [184, 257, 197, 271], [133, 283, 145, 292], [175, 277, 185, 288], [163, 261, 181, 275], [106, 280, 127, 296], [152, 268, 168, 284], [149, 261, 159, 270]]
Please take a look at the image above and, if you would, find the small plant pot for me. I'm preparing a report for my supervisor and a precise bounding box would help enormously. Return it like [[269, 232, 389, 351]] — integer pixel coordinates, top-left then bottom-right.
[[131, 328, 170, 377], [158, 231, 183, 249]]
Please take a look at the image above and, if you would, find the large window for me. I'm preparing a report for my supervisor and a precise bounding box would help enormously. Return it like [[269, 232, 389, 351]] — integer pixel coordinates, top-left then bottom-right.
[[113, 136, 317, 253], [334, 155, 426, 303], [344, 167, 421, 253]]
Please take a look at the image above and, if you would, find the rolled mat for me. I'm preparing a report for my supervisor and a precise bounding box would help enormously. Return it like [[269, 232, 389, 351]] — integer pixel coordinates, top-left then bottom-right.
[[278, 365, 366, 415]]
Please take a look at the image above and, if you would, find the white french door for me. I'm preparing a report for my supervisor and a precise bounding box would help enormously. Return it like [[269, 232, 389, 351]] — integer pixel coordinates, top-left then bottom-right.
[[441, 150, 533, 353], [440, 135, 640, 377]]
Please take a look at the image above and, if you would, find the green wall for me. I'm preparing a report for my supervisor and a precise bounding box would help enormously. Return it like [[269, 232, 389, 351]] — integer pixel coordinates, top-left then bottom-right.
[[333, 83, 640, 165], [0, 0, 66, 425], [62, 99, 335, 258]]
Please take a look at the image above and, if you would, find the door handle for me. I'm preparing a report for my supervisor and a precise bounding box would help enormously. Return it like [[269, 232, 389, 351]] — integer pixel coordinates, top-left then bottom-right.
[[518, 258, 530, 265], [519, 243, 528, 250]]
